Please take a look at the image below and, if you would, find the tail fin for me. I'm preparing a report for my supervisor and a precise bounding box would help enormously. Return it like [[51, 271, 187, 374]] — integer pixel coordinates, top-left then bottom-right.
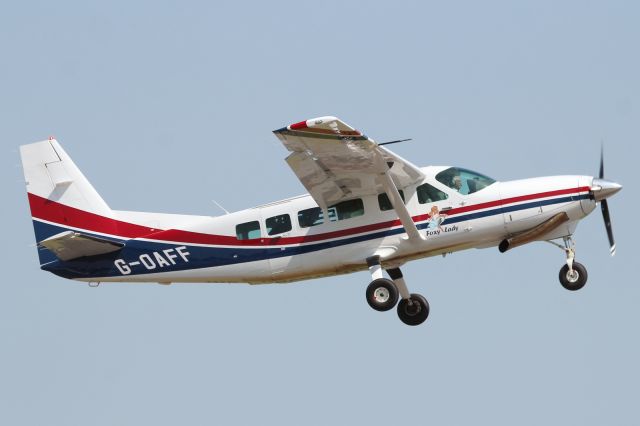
[[20, 139, 116, 264]]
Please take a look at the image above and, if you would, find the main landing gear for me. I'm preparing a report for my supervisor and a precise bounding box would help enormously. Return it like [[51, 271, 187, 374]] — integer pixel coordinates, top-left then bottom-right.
[[365, 256, 430, 326], [549, 236, 588, 291]]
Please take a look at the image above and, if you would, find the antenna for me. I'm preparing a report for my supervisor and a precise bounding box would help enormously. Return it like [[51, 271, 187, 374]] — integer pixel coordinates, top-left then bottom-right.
[[378, 138, 412, 146], [211, 199, 230, 215]]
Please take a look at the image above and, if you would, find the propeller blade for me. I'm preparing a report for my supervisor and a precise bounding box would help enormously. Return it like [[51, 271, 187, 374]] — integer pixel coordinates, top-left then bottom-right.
[[601, 199, 616, 256], [599, 145, 605, 179]]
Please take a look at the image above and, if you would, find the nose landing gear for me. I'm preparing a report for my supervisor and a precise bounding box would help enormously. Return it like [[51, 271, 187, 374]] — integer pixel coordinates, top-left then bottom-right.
[[549, 236, 588, 291], [365, 256, 430, 326], [559, 263, 588, 291]]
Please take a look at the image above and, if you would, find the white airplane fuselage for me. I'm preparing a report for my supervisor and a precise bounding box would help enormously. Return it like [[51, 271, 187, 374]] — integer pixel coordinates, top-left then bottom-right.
[[33, 167, 595, 284]]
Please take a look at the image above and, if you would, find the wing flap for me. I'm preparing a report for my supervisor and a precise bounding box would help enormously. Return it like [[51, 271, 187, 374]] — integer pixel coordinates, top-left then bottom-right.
[[285, 152, 347, 205], [39, 231, 124, 261]]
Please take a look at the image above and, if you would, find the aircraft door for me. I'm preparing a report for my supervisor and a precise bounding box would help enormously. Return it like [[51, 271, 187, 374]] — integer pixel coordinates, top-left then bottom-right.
[[415, 182, 469, 244], [262, 211, 294, 276]]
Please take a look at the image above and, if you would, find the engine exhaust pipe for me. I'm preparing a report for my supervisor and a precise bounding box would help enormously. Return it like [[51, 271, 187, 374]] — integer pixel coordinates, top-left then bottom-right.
[[499, 212, 570, 253]]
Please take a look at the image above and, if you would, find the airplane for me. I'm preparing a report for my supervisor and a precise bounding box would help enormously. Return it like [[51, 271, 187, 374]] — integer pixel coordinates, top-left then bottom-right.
[[19, 116, 622, 326]]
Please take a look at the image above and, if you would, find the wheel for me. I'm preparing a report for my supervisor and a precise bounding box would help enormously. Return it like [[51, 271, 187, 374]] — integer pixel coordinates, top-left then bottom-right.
[[366, 278, 399, 311], [559, 262, 588, 291], [397, 293, 430, 326]]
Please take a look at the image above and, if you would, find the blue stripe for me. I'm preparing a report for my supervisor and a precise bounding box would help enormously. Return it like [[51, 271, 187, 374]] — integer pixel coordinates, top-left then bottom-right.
[[440, 194, 587, 225], [34, 194, 589, 279]]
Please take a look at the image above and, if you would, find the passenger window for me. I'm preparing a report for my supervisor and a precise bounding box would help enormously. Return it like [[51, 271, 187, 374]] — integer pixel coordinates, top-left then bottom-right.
[[328, 199, 364, 221], [236, 221, 261, 240], [416, 183, 448, 204], [298, 207, 324, 228], [378, 190, 405, 211], [266, 214, 292, 236]]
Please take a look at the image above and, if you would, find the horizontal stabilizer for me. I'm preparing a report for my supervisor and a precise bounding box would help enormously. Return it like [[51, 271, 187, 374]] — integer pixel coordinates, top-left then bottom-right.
[[39, 231, 124, 261]]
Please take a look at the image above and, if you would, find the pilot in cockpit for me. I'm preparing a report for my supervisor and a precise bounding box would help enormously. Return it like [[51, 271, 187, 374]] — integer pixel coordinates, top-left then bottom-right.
[[452, 175, 463, 193]]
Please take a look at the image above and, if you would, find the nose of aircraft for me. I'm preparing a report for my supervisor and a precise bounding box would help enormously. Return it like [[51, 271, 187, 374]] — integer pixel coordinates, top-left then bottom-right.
[[591, 178, 623, 202]]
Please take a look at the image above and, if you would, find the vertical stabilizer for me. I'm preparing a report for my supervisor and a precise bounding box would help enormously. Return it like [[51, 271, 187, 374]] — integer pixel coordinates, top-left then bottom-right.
[[19, 139, 115, 264]]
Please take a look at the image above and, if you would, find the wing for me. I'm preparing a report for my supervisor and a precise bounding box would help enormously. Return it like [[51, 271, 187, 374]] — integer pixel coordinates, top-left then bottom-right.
[[273, 116, 424, 208], [273, 116, 424, 241], [39, 231, 124, 261]]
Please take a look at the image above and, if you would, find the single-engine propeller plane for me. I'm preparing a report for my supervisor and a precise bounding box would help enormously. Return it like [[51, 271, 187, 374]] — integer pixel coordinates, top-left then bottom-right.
[[20, 116, 622, 325]]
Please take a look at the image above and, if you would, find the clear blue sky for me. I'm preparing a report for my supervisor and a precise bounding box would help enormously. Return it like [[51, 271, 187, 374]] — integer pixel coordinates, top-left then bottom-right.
[[2, 1, 638, 425]]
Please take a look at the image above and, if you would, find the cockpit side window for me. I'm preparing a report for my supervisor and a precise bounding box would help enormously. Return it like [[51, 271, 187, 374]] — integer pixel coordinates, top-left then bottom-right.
[[435, 167, 496, 195], [416, 183, 448, 204]]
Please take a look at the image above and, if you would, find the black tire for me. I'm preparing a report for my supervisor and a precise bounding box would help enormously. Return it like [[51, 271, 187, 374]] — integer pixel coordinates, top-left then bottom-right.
[[559, 262, 588, 291], [366, 278, 399, 311], [397, 293, 430, 326]]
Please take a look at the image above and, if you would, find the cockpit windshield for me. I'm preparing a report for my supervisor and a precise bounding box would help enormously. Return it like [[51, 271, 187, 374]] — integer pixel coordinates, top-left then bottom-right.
[[435, 167, 496, 195]]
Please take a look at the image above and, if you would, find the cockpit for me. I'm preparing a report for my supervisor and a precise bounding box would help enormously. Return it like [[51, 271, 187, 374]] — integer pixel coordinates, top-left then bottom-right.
[[435, 167, 496, 195]]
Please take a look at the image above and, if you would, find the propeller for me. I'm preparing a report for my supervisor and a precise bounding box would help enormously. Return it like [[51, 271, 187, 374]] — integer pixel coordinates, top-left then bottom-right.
[[594, 147, 620, 256], [601, 198, 615, 255]]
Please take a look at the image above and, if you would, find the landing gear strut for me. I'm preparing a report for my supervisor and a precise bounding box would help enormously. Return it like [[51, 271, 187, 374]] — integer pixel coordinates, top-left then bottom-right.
[[365, 256, 430, 326], [549, 236, 588, 291]]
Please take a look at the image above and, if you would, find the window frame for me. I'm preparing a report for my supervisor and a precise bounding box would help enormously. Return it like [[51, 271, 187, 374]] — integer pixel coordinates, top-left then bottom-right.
[[327, 198, 365, 221], [378, 190, 405, 211], [435, 167, 496, 195], [297, 207, 324, 228], [236, 220, 262, 240], [416, 182, 449, 204], [265, 213, 292, 236]]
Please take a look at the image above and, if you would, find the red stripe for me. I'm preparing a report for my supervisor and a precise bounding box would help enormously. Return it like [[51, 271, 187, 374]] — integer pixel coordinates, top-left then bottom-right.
[[446, 186, 591, 217], [289, 120, 308, 130], [287, 120, 362, 136], [28, 186, 591, 247], [140, 219, 404, 246], [28, 193, 156, 238]]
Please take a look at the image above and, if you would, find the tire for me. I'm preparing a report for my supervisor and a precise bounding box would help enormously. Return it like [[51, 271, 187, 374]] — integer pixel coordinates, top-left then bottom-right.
[[366, 278, 399, 311], [559, 262, 588, 291], [397, 293, 430, 326]]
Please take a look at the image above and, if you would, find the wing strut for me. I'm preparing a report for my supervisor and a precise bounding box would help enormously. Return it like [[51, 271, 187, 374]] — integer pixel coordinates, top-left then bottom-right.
[[378, 166, 423, 241]]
